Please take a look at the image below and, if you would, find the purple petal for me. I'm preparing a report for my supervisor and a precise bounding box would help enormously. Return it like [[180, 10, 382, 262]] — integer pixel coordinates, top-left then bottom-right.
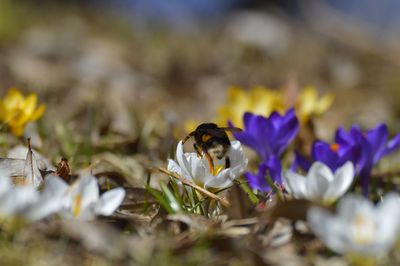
[[335, 126, 353, 145], [234, 110, 299, 162], [291, 151, 312, 172], [245, 157, 283, 192], [268, 111, 283, 129], [366, 124, 388, 164], [232, 113, 265, 158], [312, 141, 342, 171], [383, 132, 400, 156], [266, 156, 283, 184], [245, 164, 271, 192], [275, 113, 299, 155]]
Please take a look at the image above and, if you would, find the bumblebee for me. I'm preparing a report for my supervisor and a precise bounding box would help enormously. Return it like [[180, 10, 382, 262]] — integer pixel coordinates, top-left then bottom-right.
[[182, 123, 242, 173]]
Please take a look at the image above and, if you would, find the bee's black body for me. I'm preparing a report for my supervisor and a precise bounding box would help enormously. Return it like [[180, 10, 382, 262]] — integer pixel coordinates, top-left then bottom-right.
[[183, 123, 242, 172]]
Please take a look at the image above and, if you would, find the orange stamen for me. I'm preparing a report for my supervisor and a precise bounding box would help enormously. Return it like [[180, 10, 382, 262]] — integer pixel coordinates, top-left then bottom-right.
[[330, 143, 340, 153]]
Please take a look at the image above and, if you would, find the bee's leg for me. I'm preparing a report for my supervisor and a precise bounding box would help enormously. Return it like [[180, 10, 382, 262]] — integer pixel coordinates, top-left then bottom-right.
[[182, 131, 195, 144], [225, 156, 231, 169], [193, 144, 202, 158], [204, 151, 215, 174]]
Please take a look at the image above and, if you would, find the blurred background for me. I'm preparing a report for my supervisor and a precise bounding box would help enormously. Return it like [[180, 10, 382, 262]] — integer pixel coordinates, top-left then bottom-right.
[[1, 0, 400, 159]]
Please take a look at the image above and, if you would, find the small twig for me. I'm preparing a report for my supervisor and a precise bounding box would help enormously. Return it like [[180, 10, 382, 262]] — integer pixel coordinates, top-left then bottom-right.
[[371, 171, 400, 180], [159, 167, 231, 207]]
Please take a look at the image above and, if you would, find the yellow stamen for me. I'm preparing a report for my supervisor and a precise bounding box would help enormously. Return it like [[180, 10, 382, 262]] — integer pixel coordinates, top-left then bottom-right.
[[212, 165, 224, 176], [72, 194, 82, 217], [353, 214, 374, 245]]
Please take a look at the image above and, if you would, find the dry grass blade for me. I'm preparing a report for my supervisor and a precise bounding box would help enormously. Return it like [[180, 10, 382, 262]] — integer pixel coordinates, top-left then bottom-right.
[[159, 167, 231, 207], [23, 137, 43, 188]]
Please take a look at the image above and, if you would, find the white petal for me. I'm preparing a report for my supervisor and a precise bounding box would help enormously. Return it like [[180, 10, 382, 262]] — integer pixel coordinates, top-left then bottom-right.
[[323, 161, 354, 201], [95, 188, 125, 216], [22, 193, 63, 221], [176, 141, 191, 176], [44, 175, 69, 195], [167, 159, 183, 176], [22, 175, 70, 220], [75, 175, 100, 209], [0, 186, 38, 215], [283, 171, 307, 199], [229, 163, 246, 180], [204, 169, 234, 189], [337, 194, 374, 222], [187, 153, 206, 182], [374, 193, 400, 247], [63, 175, 100, 218], [307, 207, 348, 254], [0, 174, 11, 196], [306, 162, 333, 200], [227, 141, 248, 170]]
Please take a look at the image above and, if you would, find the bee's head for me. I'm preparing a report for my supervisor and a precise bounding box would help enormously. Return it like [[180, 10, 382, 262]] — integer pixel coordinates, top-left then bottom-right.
[[207, 141, 229, 160]]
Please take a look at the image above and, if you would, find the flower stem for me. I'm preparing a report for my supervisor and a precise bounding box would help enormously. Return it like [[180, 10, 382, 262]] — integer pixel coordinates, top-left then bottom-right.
[[236, 180, 259, 204], [159, 167, 231, 207]]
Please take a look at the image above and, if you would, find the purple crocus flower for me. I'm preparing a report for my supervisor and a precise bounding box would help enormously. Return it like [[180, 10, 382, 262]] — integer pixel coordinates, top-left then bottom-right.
[[244, 156, 282, 192], [294, 124, 400, 195], [230, 108, 299, 161], [230, 109, 299, 192]]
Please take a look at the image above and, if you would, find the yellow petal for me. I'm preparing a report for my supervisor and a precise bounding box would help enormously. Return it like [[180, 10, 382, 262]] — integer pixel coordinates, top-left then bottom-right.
[[216, 86, 251, 128], [299, 86, 317, 114], [250, 87, 285, 116], [10, 124, 24, 136], [297, 86, 335, 122], [227, 86, 246, 103], [0, 101, 5, 120], [184, 119, 198, 134], [30, 104, 45, 121], [4, 88, 24, 110], [315, 93, 335, 115], [23, 93, 38, 117]]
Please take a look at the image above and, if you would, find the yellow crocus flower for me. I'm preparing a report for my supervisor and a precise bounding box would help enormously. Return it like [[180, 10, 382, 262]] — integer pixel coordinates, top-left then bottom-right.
[[296, 86, 334, 123], [0, 88, 45, 136], [180, 85, 334, 136], [216, 86, 285, 128]]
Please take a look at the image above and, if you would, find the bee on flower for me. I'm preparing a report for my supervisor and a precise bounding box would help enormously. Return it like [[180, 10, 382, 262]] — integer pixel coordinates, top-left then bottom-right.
[[168, 138, 247, 191], [0, 88, 45, 136]]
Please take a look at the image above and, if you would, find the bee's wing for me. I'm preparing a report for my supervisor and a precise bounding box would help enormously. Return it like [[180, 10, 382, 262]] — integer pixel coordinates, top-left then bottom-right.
[[182, 131, 196, 144], [202, 127, 241, 139], [201, 128, 228, 138], [218, 127, 242, 133]]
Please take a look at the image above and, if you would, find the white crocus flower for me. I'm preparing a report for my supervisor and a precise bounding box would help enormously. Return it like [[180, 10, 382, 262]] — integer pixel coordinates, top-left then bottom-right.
[[284, 161, 354, 204], [49, 175, 125, 220], [307, 193, 400, 257], [0, 173, 64, 221], [167, 140, 247, 190]]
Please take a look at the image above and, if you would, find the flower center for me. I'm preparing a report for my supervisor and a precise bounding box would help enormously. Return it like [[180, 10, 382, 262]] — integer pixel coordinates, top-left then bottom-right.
[[330, 143, 340, 153], [72, 194, 82, 217], [352, 214, 375, 245], [212, 165, 224, 176]]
